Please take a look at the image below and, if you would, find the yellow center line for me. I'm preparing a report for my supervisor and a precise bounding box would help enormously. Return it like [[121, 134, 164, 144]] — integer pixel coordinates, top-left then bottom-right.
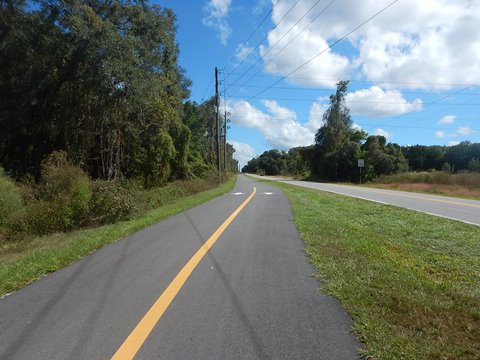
[[111, 187, 257, 360]]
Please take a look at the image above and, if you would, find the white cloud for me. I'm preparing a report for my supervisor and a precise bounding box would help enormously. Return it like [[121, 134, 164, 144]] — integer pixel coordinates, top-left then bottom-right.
[[435, 131, 445, 138], [374, 128, 392, 139], [228, 99, 317, 149], [260, 29, 349, 87], [448, 141, 460, 146], [458, 126, 475, 136], [352, 123, 363, 131], [345, 86, 422, 117], [356, 2, 480, 89], [202, 0, 232, 45], [307, 99, 327, 132], [438, 115, 456, 124], [235, 43, 254, 62], [229, 140, 256, 168], [259, 0, 480, 89]]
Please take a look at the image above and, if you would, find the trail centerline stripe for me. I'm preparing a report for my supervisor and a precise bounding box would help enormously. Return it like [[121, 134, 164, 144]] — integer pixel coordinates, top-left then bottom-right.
[[111, 187, 257, 360]]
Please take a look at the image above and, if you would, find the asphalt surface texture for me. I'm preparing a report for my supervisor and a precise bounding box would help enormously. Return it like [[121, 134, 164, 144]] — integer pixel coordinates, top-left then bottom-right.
[[250, 174, 480, 226], [0, 175, 361, 359]]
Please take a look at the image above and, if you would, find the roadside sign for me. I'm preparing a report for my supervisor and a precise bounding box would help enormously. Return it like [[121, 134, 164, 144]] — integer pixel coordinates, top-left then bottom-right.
[[358, 159, 365, 168]]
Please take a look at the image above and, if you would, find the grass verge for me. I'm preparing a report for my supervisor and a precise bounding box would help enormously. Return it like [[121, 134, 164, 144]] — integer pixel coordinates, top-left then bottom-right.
[[268, 180, 480, 359], [0, 176, 236, 296]]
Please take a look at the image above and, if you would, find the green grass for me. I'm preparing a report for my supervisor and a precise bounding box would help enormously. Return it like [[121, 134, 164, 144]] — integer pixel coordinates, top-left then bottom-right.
[[0, 176, 236, 296], [267, 180, 480, 359]]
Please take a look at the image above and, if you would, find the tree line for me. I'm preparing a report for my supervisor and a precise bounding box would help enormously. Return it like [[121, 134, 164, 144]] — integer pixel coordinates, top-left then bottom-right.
[[242, 81, 480, 181], [0, 0, 236, 186]]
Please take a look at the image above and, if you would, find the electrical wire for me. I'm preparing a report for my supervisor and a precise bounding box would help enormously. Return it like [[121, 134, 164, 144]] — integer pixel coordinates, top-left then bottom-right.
[[201, 74, 215, 101], [227, 94, 480, 106], [224, 0, 280, 73], [225, 72, 480, 89], [225, 83, 480, 96], [230, 0, 337, 93], [227, 0, 302, 78], [364, 85, 476, 133], [227, 0, 329, 89], [241, 0, 399, 104]]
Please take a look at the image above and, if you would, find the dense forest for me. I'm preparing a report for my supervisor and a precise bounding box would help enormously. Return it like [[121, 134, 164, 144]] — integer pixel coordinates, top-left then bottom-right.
[[242, 81, 480, 181], [0, 1, 236, 240], [0, 0, 236, 184]]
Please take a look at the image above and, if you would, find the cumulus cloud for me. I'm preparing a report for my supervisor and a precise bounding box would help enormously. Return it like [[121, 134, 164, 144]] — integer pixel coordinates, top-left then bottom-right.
[[345, 86, 423, 117], [352, 123, 363, 131], [259, 0, 480, 89], [307, 99, 327, 131], [435, 131, 445, 138], [438, 115, 456, 124], [228, 99, 319, 149], [229, 140, 256, 168], [202, 0, 232, 45], [374, 128, 392, 139], [448, 141, 460, 146], [356, 1, 480, 89]]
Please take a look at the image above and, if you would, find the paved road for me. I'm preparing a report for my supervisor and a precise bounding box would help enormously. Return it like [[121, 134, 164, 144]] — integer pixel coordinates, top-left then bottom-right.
[[249, 175, 480, 226], [0, 175, 361, 359]]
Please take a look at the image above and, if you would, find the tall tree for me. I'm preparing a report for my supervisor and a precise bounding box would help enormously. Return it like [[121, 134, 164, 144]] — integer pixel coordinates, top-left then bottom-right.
[[0, 0, 194, 186], [312, 81, 365, 181]]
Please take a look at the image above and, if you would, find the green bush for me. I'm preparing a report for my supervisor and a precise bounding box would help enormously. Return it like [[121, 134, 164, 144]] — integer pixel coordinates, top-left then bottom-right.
[[27, 151, 93, 234], [144, 183, 185, 209], [175, 178, 211, 195], [89, 180, 136, 225], [25, 199, 69, 235], [0, 173, 25, 229]]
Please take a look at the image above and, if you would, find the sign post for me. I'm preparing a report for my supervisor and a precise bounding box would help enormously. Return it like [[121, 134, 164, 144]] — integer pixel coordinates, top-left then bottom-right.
[[358, 159, 365, 184]]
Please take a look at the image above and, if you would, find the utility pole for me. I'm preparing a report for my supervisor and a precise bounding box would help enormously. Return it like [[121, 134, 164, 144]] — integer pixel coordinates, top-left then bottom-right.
[[215, 67, 221, 178], [223, 111, 230, 172], [223, 111, 227, 171]]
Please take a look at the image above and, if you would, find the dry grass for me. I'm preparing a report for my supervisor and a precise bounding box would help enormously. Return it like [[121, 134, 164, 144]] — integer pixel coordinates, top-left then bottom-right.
[[366, 182, 480, 199], [369, 172, 480, 199]]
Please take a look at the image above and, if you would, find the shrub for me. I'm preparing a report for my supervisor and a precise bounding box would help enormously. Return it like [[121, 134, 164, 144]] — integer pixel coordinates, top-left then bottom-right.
[[175, 178, 211, 195], [144, 182, 185, 209], [89, 180, 136, 225], [30, 151, 92, 233], [0, 172, 25, 229], [25, 199, 69, 236]]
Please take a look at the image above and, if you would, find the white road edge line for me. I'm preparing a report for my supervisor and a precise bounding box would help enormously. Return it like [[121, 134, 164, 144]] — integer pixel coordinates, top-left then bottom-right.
[[277, 181, 480, 227]]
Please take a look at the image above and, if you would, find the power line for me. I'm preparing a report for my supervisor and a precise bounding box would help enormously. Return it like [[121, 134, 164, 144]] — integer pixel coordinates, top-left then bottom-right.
[[230, 0, 337, 94], [227, 0, 302, 79], [227, 117, 473, 130], [225, 80, 480, 95], [201, 74, 215, 101], [224, 0, 280, 72], [225, 72, 479, 89], [227, 94, 480, 105], [227, 0, 330, 90], [231, 0, 400, 109], [364, 85, 476, 133]]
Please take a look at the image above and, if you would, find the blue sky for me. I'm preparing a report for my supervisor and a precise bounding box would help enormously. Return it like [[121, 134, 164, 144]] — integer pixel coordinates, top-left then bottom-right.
[[157, 0, 480, 167]]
